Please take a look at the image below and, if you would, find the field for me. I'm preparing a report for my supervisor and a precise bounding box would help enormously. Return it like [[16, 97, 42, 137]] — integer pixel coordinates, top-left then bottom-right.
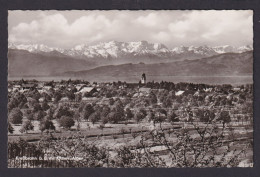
[[7, 80, 253, 168]]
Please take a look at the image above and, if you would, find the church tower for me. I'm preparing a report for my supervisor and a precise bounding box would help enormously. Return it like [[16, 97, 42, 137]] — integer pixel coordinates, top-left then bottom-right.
[[141, 73, 146, 84]]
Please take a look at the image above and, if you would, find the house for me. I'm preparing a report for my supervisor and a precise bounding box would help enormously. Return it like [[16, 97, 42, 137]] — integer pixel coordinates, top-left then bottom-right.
[[139, 87, 151, 94], [175, 90, 185, 96], [39, 97, 45, 102], [60, 97, 69, 102], [119, 84, 128, 89], [12, 85, 21, 91], [82, 97, 97, 101], [37, 83, 44, 88], [204, 88, 213, 92], [43, 86, 52, 90], [233, 87, 241, 92], [76, 84, 87, 91], [22, 83, 35, 90], [13, 85, 21, 89], [76, 86, 98, 96]]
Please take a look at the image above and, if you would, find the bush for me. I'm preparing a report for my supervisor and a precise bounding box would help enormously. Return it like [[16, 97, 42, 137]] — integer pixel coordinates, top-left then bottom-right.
[[59, 116, 75, 130], [8, 108, 23, 124]]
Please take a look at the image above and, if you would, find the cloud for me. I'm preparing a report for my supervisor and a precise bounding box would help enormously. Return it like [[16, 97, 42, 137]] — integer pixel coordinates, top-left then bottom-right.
[[9, 10, 253, 48]]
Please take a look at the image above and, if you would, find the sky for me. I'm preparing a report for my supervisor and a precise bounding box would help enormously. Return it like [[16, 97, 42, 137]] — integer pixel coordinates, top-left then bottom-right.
[[8, 10, 253, 49]]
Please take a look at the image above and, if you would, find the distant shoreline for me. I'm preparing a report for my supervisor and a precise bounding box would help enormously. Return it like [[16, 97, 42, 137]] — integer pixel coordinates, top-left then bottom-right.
[[8, 75, 253, 85]]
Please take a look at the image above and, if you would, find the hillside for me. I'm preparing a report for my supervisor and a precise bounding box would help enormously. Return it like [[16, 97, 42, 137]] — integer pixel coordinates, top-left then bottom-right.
[[8, 49, 97, 76], [63, 51, 253, 77]]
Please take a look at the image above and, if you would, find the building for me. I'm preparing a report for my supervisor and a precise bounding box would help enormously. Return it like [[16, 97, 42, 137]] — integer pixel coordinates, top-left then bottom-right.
[[76, 86, 97, 96], [139, 87, 151, 94], [141, 73, 146, 84], [22, 83, 35, 90]]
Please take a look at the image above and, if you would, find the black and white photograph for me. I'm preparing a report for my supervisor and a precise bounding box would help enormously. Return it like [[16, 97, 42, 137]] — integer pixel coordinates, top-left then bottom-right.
[[7, 10, 253, 168]]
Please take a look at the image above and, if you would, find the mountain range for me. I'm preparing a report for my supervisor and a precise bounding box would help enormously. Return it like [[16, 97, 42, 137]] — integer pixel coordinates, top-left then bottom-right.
[[8, 41, 253, 78], [8, 41, 252, 61]]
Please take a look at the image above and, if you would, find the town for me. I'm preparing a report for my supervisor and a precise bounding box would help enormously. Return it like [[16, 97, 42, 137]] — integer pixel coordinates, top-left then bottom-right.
[[8, 74, 253, 168]]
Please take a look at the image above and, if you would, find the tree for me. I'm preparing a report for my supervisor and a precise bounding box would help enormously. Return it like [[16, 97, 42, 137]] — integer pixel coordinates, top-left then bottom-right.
[[42, 101, 50, 111], [125, 108, 134, 120], [8, 98, 19, 112], [89, 112, 100, 125], [162, 97, 173, 108], [66, 91, 75, 101], [101, 106, 110, 118], [8, 108, 23, 124], [217, 110, 231, 128], [75, 93, 82, 102], [73, 110, 81, 121], [109, 98, 115, 105], [158, 108, 167, 117], [108, 110, 124, 124], [27, 112, 34, 120], [54, 91, 62, 103], [148, 111, 156, 123], [149, 92, 158, 104], [20, 120, 34, 133], [134, 108, 147, 123], [43, 93, 52, 102], [135, 112, 144, 123], [83, 104, 94, 120], [59, 116, 75, 130], [55, 106, 74, 119], [101, 116, 108, 126], [35, 110, 47, 120], [46, 107, 55, 120], [39, 119, 56, 133], [99, 124, 105, 135], [139, 108, 147, 118], [199, 109, 215, 123], [167, 111, 179, 124], [33, 103, 42, 113], [108, 104, 125, 123], [8, 122, 14, 134], [155, 112, 167, 125]]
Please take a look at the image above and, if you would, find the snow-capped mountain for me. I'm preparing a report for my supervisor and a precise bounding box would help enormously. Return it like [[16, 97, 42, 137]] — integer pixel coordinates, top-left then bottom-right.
[[212, 45, 253, 54], [65, 41, 171, 58], [8, 41, 253, 60], [8, 43, 64, 53], [171, 45, 217, 56]]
